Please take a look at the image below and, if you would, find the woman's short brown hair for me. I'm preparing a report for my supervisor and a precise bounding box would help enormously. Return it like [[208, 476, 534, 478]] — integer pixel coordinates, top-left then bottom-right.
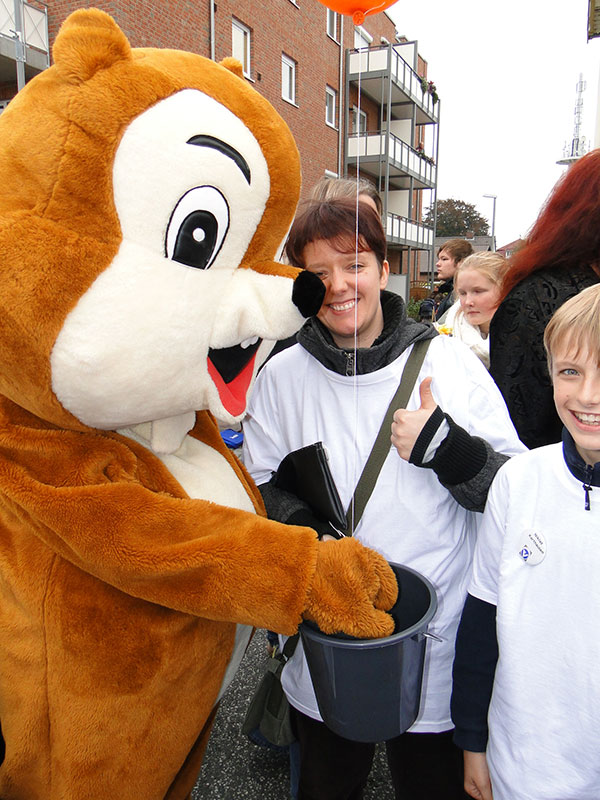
[[437, 238, 473, 264], [285, 199, 387, 270], [544, 283, 600, 369]]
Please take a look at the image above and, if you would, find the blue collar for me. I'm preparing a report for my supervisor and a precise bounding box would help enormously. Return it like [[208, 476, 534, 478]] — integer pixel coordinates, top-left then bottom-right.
[[562, 429, 600, 511], [562, 428, 600, 486]]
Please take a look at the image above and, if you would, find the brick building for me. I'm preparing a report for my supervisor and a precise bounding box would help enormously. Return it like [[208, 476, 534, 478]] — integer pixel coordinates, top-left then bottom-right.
[[0, 0, 439, 289]]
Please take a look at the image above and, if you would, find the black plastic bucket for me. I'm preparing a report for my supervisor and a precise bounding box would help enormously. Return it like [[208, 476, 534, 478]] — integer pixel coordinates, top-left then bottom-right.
[[300, 562, 438, 742]]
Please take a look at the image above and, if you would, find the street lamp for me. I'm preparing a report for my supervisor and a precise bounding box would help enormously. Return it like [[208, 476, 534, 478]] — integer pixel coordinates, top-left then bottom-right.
[[483, 194, 497, 251]]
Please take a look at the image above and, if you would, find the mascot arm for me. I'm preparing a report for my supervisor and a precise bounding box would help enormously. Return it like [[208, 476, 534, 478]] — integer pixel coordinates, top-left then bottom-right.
[[0, 409, 318, 635], [3, 467, 395, 638], [0, 407, 396, 639], [3, 466, 318, 635]]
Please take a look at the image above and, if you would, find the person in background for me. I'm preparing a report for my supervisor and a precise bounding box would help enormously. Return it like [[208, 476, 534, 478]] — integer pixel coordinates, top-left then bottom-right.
[[243, 199, 524, 800], [438, 252, 505, 369], [452, 284, 600, 800], [434, 239, 474, 321], [309, 174, 383, 216], [419, 294, 436, 322], [489, 148, 600, 449]]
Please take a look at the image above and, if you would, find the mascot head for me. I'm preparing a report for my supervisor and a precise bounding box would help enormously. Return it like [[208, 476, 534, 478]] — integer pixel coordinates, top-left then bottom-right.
[[0, 9, 322, 443]]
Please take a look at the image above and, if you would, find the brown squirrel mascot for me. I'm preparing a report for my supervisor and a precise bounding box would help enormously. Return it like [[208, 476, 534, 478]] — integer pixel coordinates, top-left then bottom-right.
[[0, 9, 397, 799]]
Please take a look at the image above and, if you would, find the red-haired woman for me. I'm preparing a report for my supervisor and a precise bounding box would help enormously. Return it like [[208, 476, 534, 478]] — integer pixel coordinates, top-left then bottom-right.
[[489, 149, 600, 449]]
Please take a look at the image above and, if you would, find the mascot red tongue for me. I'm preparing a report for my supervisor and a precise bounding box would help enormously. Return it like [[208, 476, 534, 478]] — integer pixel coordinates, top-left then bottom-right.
[[207, 355, 256, 417], [0, 8, 398, 799], [207, 338, 263, 418]]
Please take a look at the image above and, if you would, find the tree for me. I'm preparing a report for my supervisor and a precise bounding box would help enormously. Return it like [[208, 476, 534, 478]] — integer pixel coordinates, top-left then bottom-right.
[[424, 198, 489, 237]]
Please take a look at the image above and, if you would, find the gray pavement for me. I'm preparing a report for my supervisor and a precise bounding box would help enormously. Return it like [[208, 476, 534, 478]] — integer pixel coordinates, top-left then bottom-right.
[[193, 629, 394, 799]]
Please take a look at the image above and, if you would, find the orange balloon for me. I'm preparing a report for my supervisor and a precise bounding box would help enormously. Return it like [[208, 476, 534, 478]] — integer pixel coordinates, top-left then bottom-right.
[[317, 0, 399, 26]]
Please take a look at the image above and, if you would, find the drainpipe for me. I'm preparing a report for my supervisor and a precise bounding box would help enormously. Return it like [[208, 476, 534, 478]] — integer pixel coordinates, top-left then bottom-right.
[[13, 0, 25, 91], [337, 14, 344, 177], [210, 0, 215, 61], [430, 99, 441, 287]]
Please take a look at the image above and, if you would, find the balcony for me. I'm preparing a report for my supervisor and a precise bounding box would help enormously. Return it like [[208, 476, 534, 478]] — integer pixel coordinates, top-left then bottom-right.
[[0, 0, 48, 86], [347, 131, 436, 190], [385, 212, 433, 250], [347, 44, 439, 126]]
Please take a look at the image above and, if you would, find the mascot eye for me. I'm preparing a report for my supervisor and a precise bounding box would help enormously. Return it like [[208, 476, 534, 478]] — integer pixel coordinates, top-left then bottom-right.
[[165, 186, 229, 269]]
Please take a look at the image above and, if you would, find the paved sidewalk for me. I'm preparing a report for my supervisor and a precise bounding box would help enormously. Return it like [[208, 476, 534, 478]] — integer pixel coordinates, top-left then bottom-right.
[[193, 629, 394, 799]]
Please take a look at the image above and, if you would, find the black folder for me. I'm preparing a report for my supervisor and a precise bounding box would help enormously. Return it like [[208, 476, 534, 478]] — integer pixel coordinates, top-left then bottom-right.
[[273, 442, 346, 531]]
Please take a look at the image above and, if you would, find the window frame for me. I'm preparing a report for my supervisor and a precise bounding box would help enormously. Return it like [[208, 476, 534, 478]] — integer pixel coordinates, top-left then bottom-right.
[[326, 9, 338, 41], [354, 25, 373, 49], [281, 53, 297, 105], [351, 105, 367, 135], [231, 18, 251, 78], [325, 85, 337, 128]]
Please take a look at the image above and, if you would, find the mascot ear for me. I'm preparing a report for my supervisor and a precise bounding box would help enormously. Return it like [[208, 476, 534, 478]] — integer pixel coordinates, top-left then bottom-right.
[[52, 8, 132, 84], [220, 57, 245, 80]]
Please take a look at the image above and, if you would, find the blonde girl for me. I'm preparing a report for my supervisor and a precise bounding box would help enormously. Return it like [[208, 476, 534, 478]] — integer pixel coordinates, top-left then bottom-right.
[[440, 252, 505, 368]]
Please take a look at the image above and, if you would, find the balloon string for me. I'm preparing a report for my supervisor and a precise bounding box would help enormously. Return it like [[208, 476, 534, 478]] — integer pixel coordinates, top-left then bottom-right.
[[350, 41, 364, 536]]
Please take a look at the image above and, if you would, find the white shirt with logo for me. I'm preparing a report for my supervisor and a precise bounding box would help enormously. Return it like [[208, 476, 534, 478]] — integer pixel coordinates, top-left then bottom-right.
[[470, 444, 600, 800]]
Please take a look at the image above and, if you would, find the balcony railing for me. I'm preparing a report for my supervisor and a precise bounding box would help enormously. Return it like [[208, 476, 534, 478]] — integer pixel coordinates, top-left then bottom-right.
[[0, 0, 48, 53], [348, 44, 439, 124], [385, 212, 433, 250], [347, 130, 436, 189]]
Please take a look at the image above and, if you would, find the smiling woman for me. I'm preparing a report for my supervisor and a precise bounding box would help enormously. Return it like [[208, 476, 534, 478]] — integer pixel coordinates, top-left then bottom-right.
[[243, 198, 525, 800], [286, 201, 389, 350], [302, 238, 389, 349]]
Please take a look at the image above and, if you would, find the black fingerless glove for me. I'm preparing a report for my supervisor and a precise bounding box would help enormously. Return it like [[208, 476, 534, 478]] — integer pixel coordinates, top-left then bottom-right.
[[409, 410, 488, 486]]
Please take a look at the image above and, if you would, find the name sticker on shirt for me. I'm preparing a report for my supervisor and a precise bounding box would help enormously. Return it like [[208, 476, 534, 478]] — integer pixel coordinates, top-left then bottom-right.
[[518, 530, 546, 565]]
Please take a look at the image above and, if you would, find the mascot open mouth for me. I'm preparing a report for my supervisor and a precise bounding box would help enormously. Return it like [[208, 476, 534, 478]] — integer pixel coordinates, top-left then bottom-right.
[[207, 337, 262, 417]]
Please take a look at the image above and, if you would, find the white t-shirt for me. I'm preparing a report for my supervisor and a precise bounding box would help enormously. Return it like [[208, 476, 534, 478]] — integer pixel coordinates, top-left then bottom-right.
[[244, 334, 524, 733], [470, 444, 600, 800]]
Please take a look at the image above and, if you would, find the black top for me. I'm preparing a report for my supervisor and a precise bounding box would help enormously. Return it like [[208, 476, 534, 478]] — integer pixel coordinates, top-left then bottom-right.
[[434, 279, 454, 320], [489, 264, 599, 449]]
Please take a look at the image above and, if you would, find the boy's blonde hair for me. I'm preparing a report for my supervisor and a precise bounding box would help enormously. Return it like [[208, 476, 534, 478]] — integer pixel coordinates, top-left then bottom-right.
[[455, 251, 505, 288], [544, 283, 600, 370]]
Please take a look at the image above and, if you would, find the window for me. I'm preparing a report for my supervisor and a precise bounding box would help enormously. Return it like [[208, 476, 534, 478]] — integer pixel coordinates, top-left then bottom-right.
[[232, 19, 251, 77], [326, 9, 338, 40], [354, 26, 372, 49], [351, 106, 367, 134], [282, 54, 296, 104], [23, 4, 49, 52], [325, 86, 337, 127]]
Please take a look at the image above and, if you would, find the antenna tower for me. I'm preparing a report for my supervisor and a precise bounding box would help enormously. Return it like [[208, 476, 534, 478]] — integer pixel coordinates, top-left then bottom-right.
[[557, 74, 588, 165]]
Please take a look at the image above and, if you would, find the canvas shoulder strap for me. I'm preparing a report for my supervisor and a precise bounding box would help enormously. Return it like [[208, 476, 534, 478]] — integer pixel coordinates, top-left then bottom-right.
[[344, 338, 431, 535]]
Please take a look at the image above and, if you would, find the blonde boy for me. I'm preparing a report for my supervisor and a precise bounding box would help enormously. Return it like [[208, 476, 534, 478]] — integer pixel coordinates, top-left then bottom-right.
[[451, 283, 600, 800]]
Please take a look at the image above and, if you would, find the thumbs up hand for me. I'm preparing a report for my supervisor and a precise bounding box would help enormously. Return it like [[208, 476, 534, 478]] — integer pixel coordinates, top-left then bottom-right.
[[391, 377, 438, 461]]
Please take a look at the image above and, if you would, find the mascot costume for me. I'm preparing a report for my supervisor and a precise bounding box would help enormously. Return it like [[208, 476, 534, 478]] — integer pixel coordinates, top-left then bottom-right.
[[0, 9, 397, 799]]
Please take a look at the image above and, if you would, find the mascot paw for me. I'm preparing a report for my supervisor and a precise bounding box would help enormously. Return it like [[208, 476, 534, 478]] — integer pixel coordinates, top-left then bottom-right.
[[303, 537, 398, 638]]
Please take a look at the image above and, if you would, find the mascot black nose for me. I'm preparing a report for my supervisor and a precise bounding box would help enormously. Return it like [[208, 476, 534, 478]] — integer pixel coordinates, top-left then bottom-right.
[[292, 270, 325, 318]]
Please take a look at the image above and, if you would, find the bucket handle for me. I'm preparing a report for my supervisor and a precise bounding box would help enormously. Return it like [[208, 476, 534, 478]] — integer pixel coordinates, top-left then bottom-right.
[[413, 631, 444, 643]]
